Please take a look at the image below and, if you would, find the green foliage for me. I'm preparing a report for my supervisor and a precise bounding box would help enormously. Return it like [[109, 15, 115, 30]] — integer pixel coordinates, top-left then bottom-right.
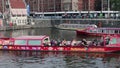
[[110, 0, 120, 11], [94, 0, 101, 11]]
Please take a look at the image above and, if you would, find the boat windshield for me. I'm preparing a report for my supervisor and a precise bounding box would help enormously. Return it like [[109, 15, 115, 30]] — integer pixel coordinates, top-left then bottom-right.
[[14, 40, 27, 45], [28, 40, 41, 45], [110, 38, 117, 44]]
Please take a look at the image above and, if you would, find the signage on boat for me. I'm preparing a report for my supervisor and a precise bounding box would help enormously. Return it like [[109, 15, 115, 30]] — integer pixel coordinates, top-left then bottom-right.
[[9, 46, 12, 49], [0, 46, 2, 49], [70, 48, 86, 51], [17, 47, 20, 49], [3, 46, 8, 49], [88, 48, 105, 52], [58, 47, 64, 51], [70, 47, 105, 52], [48, 47, 53, 50], [32, 47, 37, 50]]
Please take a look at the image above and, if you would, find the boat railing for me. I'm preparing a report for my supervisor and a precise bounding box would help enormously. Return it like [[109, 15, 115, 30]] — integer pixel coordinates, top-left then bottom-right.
[[87, 27, 120, 35], [58, 24, 97, 29]]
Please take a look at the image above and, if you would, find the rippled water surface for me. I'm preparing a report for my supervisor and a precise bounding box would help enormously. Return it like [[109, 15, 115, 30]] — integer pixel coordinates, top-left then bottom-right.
[[0, 27, 99, 40], [0, 51, 120, 68]]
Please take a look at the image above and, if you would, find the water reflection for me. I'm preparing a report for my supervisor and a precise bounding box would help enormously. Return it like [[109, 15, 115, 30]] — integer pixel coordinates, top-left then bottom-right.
[[0, 51, 120, 68], [0, 28, 99, 41]]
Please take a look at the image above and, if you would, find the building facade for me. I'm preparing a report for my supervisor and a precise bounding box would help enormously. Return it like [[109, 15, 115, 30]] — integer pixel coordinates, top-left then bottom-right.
[[8, 0, 28, 26], [1, 0, 111, 13], [25, 0, 61, 12], [78, 0, 95, 11], [25, 0, 97, 12], [0, 0, 8, 13], [102, 0, 108, 11], [61, 0, 72, 11]]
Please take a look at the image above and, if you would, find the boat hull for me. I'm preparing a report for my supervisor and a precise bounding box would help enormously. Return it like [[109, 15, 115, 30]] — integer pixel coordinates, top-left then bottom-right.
[[1, 45, 120, 53], [55, 24, 97, 31], [76, 30, 120, 36]]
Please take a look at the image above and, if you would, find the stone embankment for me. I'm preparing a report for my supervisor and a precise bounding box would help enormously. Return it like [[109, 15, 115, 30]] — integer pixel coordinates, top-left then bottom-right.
[[0, 25, 32, 31], [1, 18, 119, 31]]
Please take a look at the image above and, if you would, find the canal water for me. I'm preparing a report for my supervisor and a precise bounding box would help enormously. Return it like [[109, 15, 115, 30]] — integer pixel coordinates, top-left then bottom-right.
[[0, 51, 120, 68], [0, 27, 99, 40], [0, 28, 120, 68]]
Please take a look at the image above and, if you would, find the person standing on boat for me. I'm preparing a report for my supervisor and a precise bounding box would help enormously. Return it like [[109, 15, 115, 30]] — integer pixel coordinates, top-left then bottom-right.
[[105, 36, 110, 45], [56, 39, 61, 46], [44, 39, 51, 46], [71, 39, 77, 46], [100, 36, 110, 46], [61, 39, 67, 46], [81, 39, 87, 46], [50, 39, 57, 46], [91, 39, 98, 46]]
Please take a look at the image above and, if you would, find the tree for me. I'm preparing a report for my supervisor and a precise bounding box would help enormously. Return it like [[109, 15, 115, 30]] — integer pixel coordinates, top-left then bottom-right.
[[110, 0, 120, 11], [94, 0, 101, 11]]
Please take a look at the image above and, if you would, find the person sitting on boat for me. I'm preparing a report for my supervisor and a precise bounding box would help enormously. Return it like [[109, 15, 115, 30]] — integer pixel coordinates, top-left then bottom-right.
[[80, 39, 87, 46], [44, 39, 51, 46], [105, 36, 110, 45], [56, 39, 62, 46], [99, 36, 110, 46], [61, 39, 67, 46], [90, 39, 98, 46], [71, 39, 77, 46], [50, 39, 57, 46]]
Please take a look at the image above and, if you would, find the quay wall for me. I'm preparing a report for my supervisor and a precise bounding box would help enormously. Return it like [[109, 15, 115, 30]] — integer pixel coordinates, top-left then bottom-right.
[[0, 18, 120, 31], [32, 18, 52, 28], [32, 18, 120, 28], [0, 25, 32, 31]]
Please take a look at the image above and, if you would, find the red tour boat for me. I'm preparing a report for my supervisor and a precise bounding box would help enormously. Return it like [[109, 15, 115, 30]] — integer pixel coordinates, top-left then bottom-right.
[[76, 27, 120, 36], [0, 35, 120, 53]]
